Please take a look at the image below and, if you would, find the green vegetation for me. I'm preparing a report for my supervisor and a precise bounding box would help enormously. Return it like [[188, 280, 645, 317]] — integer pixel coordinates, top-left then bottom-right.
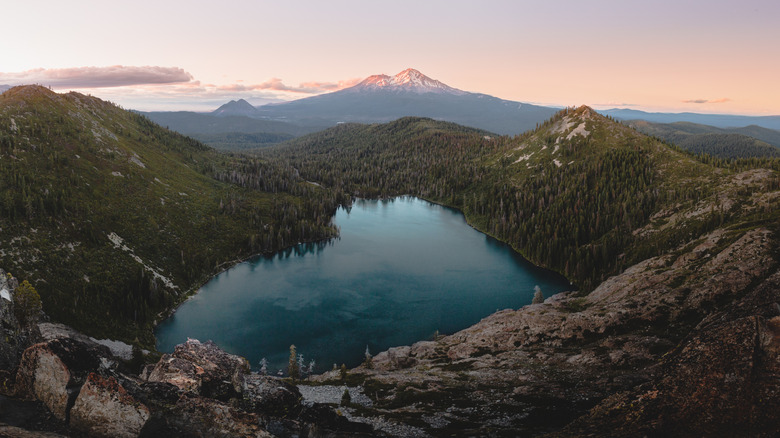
[[0, 86, 338, 346], [245, 107, 779, 292], [190, 132, 295, 150], [288, 344, 300, 380], [2, 86, 778, 353], [13, 280, 42, 326], [628, 120, 780, 158]]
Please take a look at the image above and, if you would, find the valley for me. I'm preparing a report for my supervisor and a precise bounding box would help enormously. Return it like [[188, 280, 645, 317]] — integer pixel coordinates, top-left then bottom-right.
[[0, 86, 779, 436]]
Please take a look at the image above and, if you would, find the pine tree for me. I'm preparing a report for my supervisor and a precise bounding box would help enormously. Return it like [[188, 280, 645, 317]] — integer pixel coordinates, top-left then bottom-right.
[[532, 285, 544, 304], [340, 363, 347, 381], [341, 388, 351, 406], [13, 280, 42, 326], [364, 345, 373, 369], [288, 345, 300, 380]]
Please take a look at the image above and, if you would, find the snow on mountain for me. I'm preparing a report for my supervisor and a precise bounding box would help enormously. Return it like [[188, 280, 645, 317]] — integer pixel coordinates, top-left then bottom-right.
[[348, 68, 466, 95]]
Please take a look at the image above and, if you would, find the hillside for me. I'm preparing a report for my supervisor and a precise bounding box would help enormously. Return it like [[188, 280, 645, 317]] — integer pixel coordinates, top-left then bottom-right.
[[259, 107, 753, 290], [628, 119, 780, 158], [246, 108, 780, 435], [2, 93, 779, 435], [0, 86, 339, 345]]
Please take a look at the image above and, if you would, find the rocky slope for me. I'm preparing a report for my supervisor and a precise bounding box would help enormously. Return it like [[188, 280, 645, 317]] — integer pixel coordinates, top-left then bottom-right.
[[0, 305, 375, 437], [302, 167, 780, 436]]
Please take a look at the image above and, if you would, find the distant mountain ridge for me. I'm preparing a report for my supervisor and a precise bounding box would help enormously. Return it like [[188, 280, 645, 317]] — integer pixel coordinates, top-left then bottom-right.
[[249, 68, 557, 135], [144, 68, 559, 142], [602, 108, 780, 130], [627, 120, 780, 158], [212, 98, 259, 117]]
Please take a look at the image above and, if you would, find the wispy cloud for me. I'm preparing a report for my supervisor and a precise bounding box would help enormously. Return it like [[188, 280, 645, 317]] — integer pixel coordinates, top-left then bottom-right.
[[0, 65, 365, 111], [0, 66, 194, 88], [594, 102, 638, 107], [216, 77, 361, 94], [682, 98, 731, 104]]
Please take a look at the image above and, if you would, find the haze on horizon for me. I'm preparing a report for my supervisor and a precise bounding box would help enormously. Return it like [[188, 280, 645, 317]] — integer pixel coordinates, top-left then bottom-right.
[[1, 0, 778, 116]]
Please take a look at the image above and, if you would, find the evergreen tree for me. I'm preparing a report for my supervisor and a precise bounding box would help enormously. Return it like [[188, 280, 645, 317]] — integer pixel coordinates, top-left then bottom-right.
[[13, 280, 42, 326], [288, 345, 300, 380], [532, 285, 544, 304]]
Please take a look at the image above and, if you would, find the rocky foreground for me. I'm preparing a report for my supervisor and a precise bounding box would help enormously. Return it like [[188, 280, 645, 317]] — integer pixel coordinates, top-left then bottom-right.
[[303, 225, 780, 436], [1, 270, 376, 437], [1, 228, 780, 437]]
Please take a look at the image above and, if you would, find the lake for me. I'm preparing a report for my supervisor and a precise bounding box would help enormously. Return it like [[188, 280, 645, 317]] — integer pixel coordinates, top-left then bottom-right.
[[155, 197, 571, 374]]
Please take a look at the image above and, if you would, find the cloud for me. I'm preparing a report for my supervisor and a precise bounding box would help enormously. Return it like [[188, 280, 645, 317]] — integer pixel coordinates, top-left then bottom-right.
[[0, 66, 194, 88], [594, 102, 638, 107], [216, 77, 362, 94], [0, 66, 365, 111], [682, 98, 730, 104]]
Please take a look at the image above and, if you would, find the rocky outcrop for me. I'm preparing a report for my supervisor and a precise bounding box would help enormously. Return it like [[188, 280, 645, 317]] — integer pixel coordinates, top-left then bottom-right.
[[552, 270, 780, 437], [157, 392, 270, 438], [241, 374, 302, 417], [0, 424, 66, 437], [69, 373, 150, 438], [4, 329, 373, 437], [313, 226, 780, 436], [13, 337, 112, 421], [142, 338, 248, 400]]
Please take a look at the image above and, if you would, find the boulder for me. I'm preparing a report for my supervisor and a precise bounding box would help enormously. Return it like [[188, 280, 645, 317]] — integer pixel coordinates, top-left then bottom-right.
[[143, 338, 249, 400], [142, 354, 203, 393], [156, 392, 271, 438], [69, 373, 150, 438], [241, 374, 302, 417], [14, 337, 112, 421]]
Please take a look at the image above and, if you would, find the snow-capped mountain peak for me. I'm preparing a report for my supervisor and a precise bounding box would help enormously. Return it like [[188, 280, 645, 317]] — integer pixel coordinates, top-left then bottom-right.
[[349, 69, 466, 95]]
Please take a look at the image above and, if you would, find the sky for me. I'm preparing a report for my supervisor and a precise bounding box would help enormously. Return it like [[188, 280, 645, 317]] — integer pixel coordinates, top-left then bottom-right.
[[1, 0, 778, 115]]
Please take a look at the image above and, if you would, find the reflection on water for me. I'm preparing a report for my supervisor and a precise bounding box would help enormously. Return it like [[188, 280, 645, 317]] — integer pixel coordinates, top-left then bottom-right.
[[156, 197, 571, 374]]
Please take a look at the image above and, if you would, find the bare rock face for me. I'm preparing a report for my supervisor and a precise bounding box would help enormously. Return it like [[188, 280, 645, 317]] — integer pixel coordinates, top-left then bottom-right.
[[143, 338, 248, 400], [0, 424, 67, 437], [241, 374, 302, 417], [13, 337, 110, 421], [556, 270, 780, 437], [142, 355, 203, 393], [337, 227, 780, 436], [69, 373, 150, 438], [162, 392, 271, 438]]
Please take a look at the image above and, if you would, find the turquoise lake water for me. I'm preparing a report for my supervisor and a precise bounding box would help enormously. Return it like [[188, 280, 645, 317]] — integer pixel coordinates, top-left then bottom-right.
[[155, 197, 571, 373]]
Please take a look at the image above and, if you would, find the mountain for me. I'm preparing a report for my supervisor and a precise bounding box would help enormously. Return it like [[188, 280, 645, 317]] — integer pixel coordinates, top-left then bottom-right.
[[602, 108, 780, 130], [251, 68, 557, 135], [348, 67, 467, 95], [0, 85, 338, 344], [627, 120, 780, 158], [211, 98, 260, 117], [251, 107, 780, 436], [143, 69, 556, 148]]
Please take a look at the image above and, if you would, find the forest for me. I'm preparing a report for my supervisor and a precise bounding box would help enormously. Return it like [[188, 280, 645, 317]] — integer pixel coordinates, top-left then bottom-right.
[[2, 87, 779, 345]]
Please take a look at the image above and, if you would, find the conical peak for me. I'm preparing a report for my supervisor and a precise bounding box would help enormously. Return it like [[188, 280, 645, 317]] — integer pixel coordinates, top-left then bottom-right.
[[351, 69, 465, 95]]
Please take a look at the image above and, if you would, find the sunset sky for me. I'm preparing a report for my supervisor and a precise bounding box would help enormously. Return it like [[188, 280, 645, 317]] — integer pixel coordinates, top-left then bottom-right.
[[1, 0, 778, 115]]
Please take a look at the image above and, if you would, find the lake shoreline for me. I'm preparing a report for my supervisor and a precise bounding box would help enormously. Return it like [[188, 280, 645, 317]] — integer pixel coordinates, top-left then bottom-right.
[[155, 196, 572, 372]]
